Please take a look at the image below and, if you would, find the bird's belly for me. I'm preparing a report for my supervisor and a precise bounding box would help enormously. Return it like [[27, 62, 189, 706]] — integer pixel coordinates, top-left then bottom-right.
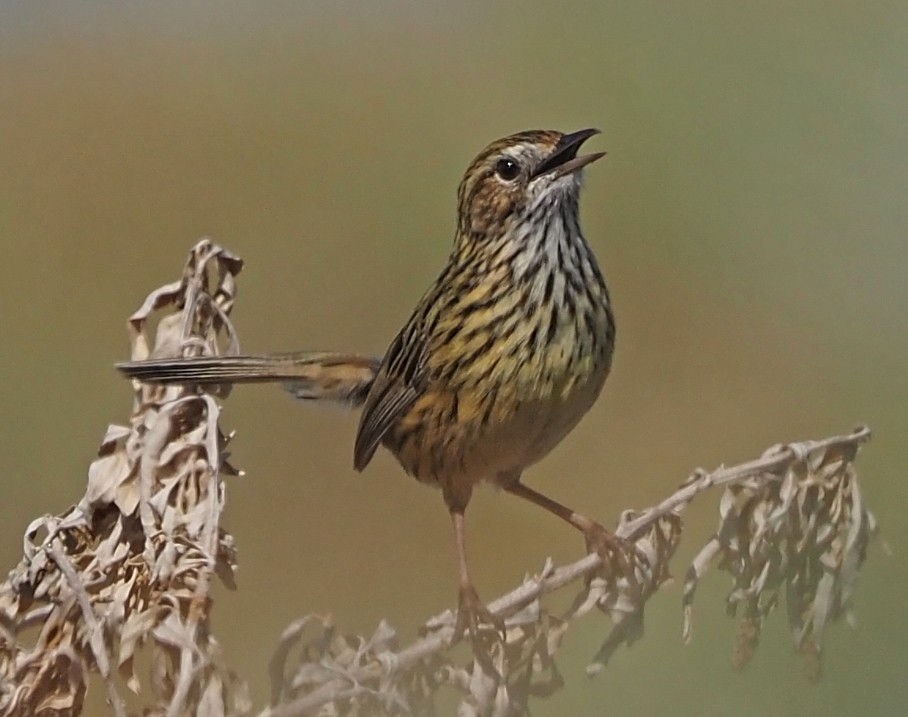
[[384, 354, 608, 502]]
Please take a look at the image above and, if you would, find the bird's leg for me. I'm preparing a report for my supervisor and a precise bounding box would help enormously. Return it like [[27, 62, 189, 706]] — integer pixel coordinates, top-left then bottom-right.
[[450, 510, 505, 645], [503, 481, 633, 574]]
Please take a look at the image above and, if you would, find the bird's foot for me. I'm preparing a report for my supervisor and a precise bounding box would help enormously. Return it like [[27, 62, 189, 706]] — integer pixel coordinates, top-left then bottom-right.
[[582, 521, 638, 581], [453, 584, 506, 653]]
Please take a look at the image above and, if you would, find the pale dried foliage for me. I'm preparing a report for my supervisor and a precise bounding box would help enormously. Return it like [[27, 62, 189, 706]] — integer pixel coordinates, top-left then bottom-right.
[[0, 241, 248, 717], [0, 240, 879, 717], [681, 432, 878, 678]]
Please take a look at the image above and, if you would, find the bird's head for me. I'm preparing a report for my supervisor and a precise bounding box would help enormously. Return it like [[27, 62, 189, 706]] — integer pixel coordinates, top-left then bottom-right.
[[456, 128, 604, 238]]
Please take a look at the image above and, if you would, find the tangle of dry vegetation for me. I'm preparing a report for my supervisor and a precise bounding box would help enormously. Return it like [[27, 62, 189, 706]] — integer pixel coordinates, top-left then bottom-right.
[[0, 240, 879, 717]]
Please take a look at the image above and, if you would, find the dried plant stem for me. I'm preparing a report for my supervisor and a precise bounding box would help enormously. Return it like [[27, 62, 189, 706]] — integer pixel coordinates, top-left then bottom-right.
[[620, 426, 872, 537], [258, 425, 872, 717]]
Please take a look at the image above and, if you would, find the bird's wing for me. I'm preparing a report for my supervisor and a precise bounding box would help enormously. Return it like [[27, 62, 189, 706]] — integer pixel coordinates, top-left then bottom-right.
[[353, 316, 431, 471]]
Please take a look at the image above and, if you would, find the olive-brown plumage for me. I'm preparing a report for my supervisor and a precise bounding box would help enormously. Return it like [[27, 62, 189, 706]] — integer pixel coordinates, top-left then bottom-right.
[[118, 128, 616, 636]]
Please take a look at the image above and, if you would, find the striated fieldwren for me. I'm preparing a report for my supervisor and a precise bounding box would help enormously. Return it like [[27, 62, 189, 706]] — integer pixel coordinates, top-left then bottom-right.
[[118, 129, 616, 636]]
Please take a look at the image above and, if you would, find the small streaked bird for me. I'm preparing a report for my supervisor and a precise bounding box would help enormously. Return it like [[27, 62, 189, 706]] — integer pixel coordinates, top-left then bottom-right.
[[118, 128, 617, 637]]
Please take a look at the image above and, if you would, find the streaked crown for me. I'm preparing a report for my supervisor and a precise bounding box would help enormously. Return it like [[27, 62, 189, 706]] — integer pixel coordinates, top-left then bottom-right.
[[455, 129, 604, 238]]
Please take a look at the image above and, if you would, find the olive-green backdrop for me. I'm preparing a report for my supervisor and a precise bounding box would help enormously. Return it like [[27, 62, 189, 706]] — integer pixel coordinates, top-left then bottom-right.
[[1, 2, 904, 715]]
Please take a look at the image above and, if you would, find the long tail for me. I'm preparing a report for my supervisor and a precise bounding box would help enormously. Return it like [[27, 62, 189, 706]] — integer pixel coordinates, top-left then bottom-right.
[[116, 352, 382, 408]]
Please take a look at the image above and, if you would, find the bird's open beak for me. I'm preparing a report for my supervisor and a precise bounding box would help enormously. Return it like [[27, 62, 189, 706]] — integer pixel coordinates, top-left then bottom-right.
[[531, 128, 605, 179]]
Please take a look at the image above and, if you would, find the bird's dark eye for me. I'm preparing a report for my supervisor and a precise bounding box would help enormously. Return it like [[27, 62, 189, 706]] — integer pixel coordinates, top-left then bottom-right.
[[494, 158, 521, 181]]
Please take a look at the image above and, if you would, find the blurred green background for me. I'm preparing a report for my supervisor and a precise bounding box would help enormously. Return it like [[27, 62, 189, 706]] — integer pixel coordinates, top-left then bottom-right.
[[1, 2, 905, 715]]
